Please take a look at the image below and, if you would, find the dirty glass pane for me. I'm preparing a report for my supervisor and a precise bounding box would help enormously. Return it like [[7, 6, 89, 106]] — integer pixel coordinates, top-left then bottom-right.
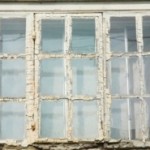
[[0, 59, 25, 97], [143, 56, 150, 94], [110, 57, 139, 95], [110, 58, 127, 95], [143, 17, 150, 51], [111, 99, 141, 140], [128, 57, 140, 94], [0, 18, 26, 53], [0, 102, 25, 140], [40, 59, 64, 96], [110, 17, 137, 52], [130, 98, 141, 140], [111, 99, 128, 139], [71, 19, 95, 53], [40, 100, 66, 138], [41, 20, 64, 53], [73, 100, 99, 139], [145, 98, 150, 140], [72, 58, 97, 96]]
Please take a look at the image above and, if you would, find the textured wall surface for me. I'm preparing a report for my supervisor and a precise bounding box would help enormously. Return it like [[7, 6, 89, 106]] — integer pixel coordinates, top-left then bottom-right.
[[0, 0, 149, 2]]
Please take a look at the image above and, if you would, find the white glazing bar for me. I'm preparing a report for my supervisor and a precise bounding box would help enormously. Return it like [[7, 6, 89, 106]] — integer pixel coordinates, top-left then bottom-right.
[[34, 14, 41, 140], [96, 15, 103, 139], [124, 28, 131, 140], [136, 15, 145, 141], [103, 14, 111, 139], [25, 13, 35, 145], [64, 15, 72, 140]]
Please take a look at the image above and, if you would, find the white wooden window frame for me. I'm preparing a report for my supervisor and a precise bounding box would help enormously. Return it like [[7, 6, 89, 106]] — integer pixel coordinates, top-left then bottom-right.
[[0, 13, 34, 146], [34, 13, 103, 142], [103, 12, 150, 143], [0, 7, 150, 147]]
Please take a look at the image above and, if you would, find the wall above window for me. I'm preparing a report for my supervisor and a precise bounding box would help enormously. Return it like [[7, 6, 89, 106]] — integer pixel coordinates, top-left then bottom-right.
[[0, 0, 149, 2]]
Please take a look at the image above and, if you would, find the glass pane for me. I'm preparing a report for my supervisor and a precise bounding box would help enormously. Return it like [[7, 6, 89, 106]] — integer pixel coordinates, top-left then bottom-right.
[[0, 102, 25, 140], [41, 20, 64, 53], [145, 98, 150, 140], [109, 57, 140, 95], [130, 99, 142, 140], [110, 17, 137, 52], [143, 17, 150, 51], [40, 59, 64, 96], [128, 57, 140, 94], [40, 100, 66, 138], [73, 100, 99, 139], [72, 58, 97, 96], [143, 56, 150, 94], [111, 99, 141, 140], [110, 58, 127, 95], [0, 59, 25, 97], [0, 18, 26, 53], [111, 99, 128, 139], [71, 19, 95, 53]]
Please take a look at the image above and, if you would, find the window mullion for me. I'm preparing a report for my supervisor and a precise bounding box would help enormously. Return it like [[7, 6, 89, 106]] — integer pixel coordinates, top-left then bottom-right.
[[96, 15, 103, 140], [136, 15, 146, 142], [64, 15, 72, 140], [25, 13, 36, 145], [103, 14, 111, 139]]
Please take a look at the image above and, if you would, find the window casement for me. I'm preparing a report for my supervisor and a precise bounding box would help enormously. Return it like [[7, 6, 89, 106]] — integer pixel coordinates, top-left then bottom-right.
[[34, 14, 103, 142], [0, 11, 150, 147], [104, 12, 150, 142]]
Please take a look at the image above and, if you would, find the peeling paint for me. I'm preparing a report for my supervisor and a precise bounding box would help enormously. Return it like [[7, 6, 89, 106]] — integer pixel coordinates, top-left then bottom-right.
[[0, 8, 150, 149]]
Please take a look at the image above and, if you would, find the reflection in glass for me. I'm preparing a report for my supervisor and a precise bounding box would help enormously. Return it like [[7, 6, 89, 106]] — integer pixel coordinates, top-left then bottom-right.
[[40, 59, 64, 96], [40, 100, 66, 138], [111, 99, 141, 140], [110, 58, 127, 95], [0, 18, 26, 53], [143, 17, 150, 51], [128, 57, 140, 94], [110, 57, 140, 95], [110, 17, 137, 52], [71, 19, 95, 53], [0, 102, 25, 140], [73, 100, 98, 138], [72, 58, 97, 96], [0, 59, 25, 97], [41, 20, 64, 53]]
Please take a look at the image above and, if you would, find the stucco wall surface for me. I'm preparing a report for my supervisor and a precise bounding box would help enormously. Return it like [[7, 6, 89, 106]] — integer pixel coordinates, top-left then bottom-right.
[[0, 0, 149, 2]]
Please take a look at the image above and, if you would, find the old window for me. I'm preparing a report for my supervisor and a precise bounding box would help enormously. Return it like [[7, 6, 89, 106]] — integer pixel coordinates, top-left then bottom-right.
[[0, 10, 150, 147], [0, 17, 26, 140], [105, 13, 150, 141], [35, 14, 103, 141]]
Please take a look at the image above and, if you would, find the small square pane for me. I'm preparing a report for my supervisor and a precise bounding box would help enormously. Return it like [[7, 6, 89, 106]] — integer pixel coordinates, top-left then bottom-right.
[[40, 59, 65, 96], [0, 18, 26, 53], [72, 58, 97, 96], [109, 57, 140, 95], [143, 56, 150, 94], [110, 17, 137, 52], [111, 99, 141, 140], [71, 19, 95, 53], [0, 59, 26, 97], [0, 102, 25, 140], [40, 100, 66, 138], [41, 20, 64, 53], [143, 17, 150, 51], [73, 100, 99, 139]]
